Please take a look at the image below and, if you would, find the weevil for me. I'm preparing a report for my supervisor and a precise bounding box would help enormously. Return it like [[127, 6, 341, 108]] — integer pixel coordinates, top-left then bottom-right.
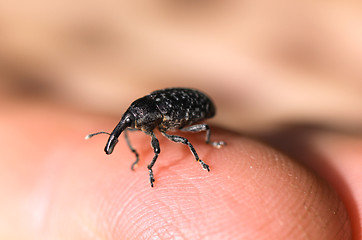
[[86, 87, 225, 187]]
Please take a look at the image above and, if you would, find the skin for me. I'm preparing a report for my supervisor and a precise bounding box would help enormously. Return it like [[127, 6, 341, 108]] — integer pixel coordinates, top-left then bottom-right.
[[0, 102, 353, 239]]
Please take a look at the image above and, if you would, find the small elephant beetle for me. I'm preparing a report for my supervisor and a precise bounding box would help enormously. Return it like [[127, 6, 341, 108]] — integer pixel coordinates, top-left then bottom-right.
[[86, 87, 225, 187]]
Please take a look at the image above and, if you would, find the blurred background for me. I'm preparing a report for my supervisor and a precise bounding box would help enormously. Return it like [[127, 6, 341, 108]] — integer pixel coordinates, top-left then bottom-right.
[[1, 0, 362, 132]]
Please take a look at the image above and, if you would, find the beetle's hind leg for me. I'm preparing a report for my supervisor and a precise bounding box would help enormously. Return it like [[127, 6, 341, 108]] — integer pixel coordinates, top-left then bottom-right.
[[161, 131, 210, 171], [124, 129, 140, 170], [180, 124, 226, 148]]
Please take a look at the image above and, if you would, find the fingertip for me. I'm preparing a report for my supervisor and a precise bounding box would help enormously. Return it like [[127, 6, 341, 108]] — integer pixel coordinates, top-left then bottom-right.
[[90, 129, 351, 239], [4, 103, 351, 239]]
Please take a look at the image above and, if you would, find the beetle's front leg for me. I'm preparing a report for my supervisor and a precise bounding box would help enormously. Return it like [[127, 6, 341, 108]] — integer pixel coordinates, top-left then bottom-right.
[[147, 131, 160, 187], [124, 128, 141, 170]]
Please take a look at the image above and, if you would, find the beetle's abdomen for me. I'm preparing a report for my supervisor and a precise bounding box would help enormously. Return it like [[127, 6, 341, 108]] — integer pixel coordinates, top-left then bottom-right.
[[149, 88, 215, 129]]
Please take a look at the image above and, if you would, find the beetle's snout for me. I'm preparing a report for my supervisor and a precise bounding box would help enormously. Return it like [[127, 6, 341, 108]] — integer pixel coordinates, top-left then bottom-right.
[[104, 135, 119, 155]]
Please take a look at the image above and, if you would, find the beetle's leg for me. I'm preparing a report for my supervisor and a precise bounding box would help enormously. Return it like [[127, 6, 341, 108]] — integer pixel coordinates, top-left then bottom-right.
[[180, 124, 226, 148], [124, 129, 140, 170], [161, 131, 210, 171], [146, 131, 160, 187]]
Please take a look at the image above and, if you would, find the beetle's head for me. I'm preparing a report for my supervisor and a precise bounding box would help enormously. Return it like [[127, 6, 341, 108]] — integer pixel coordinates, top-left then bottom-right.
[[104, 112, 134, 154], [85, 111, 135, 155]]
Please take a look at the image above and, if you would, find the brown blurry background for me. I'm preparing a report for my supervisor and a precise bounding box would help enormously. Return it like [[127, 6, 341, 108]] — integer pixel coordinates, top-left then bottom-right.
[[0, 1, 362, 239], [1, 0, 362, 132]]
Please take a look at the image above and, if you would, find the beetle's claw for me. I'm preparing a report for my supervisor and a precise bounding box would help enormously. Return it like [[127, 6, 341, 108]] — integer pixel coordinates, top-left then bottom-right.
[[198, 160, 210, 172]]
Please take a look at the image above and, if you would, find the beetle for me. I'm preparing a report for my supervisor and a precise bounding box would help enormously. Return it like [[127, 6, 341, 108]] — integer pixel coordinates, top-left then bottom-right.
[[86, 87, 225, 187]]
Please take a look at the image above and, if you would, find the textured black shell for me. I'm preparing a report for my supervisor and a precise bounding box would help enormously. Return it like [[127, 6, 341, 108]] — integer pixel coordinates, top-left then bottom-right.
[[149, 88, 215, 130]]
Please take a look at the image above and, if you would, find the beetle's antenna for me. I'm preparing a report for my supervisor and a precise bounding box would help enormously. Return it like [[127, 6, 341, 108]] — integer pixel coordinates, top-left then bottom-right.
[[85, 131, 111, 140]]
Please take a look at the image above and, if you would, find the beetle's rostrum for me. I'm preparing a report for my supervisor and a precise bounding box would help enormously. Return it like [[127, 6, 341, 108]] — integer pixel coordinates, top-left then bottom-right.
[[86, 87, 226, 187]]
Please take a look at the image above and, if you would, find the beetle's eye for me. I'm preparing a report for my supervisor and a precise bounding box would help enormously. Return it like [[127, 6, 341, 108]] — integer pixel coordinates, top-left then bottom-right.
[[125, 118, 132, 126]]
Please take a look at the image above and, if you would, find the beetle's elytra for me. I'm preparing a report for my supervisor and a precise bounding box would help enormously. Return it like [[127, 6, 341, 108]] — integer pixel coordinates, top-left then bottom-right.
[[86, 87, 225, 187]]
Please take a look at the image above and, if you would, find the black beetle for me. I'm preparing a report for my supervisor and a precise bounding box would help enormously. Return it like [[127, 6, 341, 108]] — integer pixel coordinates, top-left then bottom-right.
[[86, 87, 225, 187]]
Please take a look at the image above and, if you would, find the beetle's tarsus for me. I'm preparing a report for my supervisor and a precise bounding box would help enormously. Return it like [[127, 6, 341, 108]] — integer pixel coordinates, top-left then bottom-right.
[[149, 170, 155, 187], [131, 162, 138, 171], [198, 159, 210, 171]]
